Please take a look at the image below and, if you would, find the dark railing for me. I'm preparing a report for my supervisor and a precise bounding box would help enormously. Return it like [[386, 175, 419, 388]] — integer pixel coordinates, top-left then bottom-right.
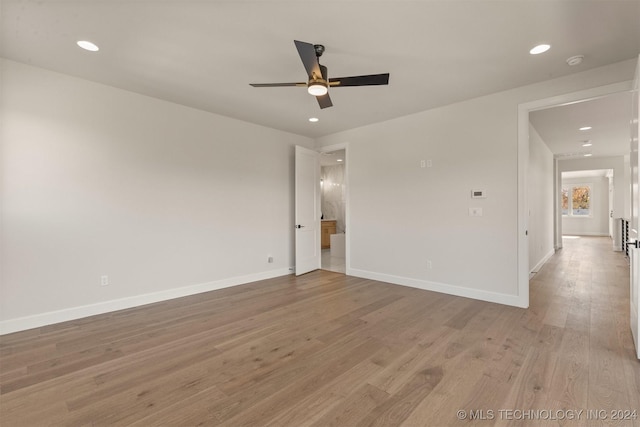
[[622, 218, 630, 258]]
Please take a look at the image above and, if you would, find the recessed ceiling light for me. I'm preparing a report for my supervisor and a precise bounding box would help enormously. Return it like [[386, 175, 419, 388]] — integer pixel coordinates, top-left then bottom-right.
[[529, 44, 551, 55], [337, 159, 343, 162], [308, 117, 319, 122], [579, 126, 592, 131], [584, 153, 593, 157], [77, 40, 99, 51]]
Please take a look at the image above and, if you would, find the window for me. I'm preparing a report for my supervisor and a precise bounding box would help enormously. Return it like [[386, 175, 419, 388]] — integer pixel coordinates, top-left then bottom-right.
[[561, 185, 591, 216]]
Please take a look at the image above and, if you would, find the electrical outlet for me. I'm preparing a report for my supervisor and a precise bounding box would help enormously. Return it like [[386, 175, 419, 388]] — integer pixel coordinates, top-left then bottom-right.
[[101, 275, 109, 286], [420, 160, 426, 168], [426, 260, 432, 269]]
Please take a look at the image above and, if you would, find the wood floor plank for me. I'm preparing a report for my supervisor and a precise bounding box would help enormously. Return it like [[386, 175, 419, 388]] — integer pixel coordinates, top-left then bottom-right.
[[266, 360, 384, 427], [129, 386, 228, 427], [356, 366, 444, 427], [368, 330, 456, 395], [587, 384, 631, 427], [399, 357, 488, 426], [309, 383, 390, 427], [547, 323, 590, 411], [1, 237, 638, 426], [218, 338, 384, 427], [497, 347, 559, 426]]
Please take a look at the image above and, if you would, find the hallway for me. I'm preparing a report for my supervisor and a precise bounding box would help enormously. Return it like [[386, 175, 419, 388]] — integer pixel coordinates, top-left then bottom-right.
[[528, 236, 639, 421]]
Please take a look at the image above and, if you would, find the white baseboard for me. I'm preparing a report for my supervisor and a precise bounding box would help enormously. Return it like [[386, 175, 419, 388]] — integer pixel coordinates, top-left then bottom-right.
[[562, 232, 609, 237], [0, 268, 293, 335], [346, 268, 526, 308], [530, 248, 555, 275]]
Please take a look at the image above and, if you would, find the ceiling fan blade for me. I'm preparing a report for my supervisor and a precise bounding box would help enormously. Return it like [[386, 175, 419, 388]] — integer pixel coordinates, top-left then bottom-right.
[[329, 73, 389, 87], [316, 93, 333, 109], [250, 82, 306, 87], [294, 40, 322, 79]]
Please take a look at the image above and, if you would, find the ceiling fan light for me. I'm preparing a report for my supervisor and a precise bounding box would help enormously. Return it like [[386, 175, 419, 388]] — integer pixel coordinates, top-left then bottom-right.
[[308, 81, 328, 96]]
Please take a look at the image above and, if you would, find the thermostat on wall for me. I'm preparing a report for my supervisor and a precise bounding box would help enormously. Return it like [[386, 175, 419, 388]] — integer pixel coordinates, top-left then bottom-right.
[[471, 189, 486, 199]]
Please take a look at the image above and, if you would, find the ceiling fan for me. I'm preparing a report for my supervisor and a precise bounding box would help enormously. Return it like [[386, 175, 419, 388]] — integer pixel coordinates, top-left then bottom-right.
[[250, 40, 390, 109]]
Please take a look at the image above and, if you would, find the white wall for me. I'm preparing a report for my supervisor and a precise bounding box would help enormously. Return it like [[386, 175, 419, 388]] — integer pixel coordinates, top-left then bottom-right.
[[1, 58, 635, 332], [0, 60, 314, 333], [316, 59, 636, 307], [528, 124, 555, 273], [561, 176, 610, 236]]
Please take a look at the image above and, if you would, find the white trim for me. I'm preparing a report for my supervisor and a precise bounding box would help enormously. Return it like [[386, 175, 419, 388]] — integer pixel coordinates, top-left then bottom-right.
[[522, 81, 632, 113], [347, 268, 526, 308], [517, 80, 633, 310], [0, 268, 292, 335], [530, 248, 555, 275], [562, 232, 610, 237], [317, 142, 347, 153], [517, 101, 531, 308], [631, 245, 640, 359], [554, 158, 563, 250]]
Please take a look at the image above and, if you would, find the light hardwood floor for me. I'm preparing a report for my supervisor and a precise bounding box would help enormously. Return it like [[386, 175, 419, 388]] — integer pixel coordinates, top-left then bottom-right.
[[1, 236, 639, 426]]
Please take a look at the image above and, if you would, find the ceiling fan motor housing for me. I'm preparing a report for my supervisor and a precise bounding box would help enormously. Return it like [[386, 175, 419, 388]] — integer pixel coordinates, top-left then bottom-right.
[[308, 64, 329, 96], [249, 40, 390, 109]]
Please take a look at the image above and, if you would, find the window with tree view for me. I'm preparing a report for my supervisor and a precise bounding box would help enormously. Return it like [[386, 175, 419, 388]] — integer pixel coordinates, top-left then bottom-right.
[[561, 185, 591, 216]]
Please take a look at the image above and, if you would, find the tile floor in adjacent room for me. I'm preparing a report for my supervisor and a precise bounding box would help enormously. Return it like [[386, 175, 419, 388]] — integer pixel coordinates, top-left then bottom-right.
[[321, 248, 346, 274]]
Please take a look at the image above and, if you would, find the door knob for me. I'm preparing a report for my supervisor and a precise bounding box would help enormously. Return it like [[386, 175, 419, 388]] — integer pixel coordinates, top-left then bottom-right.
[[295, 224, 305, 229]]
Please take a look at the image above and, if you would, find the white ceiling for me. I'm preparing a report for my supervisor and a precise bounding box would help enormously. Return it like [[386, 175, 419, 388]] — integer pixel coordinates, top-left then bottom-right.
[[1, 1, 639, 139], [320, 149, 345, 167], [529, 91, 633, 159]]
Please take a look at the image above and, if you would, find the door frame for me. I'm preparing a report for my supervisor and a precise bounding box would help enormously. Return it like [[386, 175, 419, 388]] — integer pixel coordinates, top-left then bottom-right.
[[630, 56, 639, 359], [318, 142, 350, 275], [517, 80, 633, 307]]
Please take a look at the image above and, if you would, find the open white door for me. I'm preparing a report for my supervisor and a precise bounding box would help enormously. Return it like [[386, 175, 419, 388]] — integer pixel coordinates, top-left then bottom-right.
[[295, 146, 321, 275], [630, 55, 639, 359]]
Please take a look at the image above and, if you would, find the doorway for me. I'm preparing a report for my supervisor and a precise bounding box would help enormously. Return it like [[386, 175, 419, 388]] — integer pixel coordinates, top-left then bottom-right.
[[319, 146, 347, 274], [519, 80, 633, 306]]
